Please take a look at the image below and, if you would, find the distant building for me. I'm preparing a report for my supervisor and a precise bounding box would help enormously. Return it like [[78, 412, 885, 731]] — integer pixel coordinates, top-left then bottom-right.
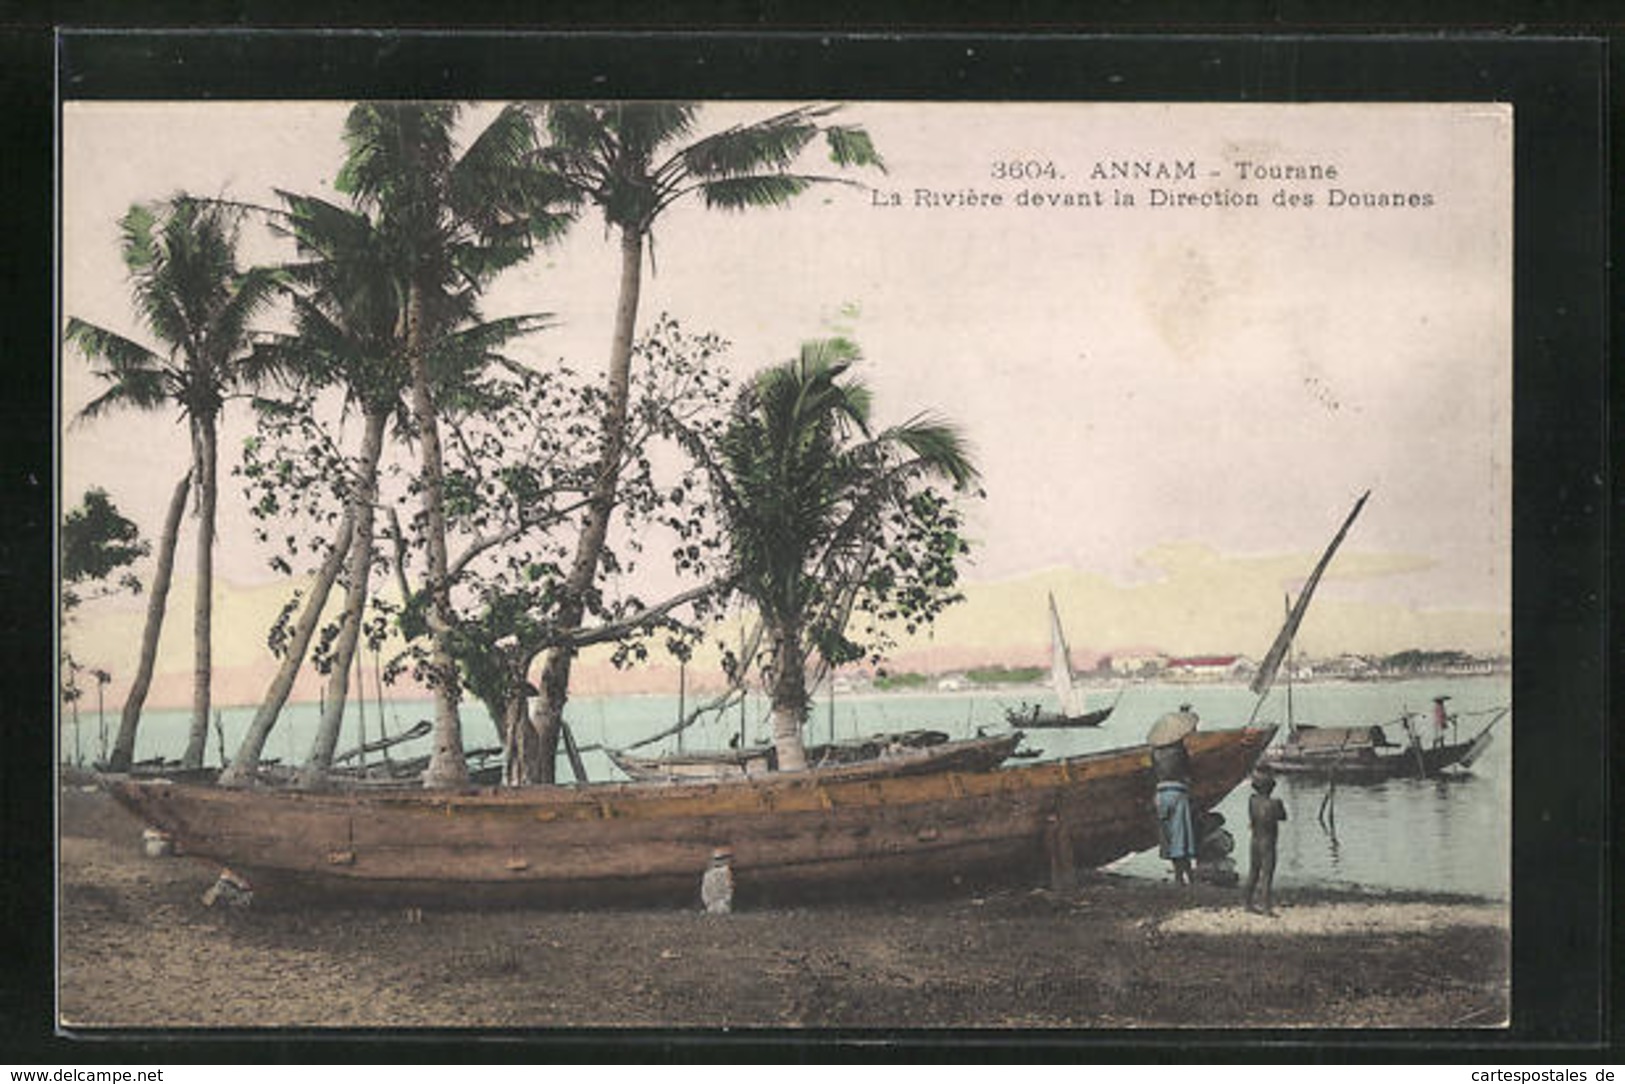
[[1111, 652, 1168, 677], [1166, 655, 1252, 681], [1322, 654, 1378, 679]]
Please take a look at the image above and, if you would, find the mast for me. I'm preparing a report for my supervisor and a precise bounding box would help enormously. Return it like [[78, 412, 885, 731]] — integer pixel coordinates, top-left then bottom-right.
[[1249, 491, 1370, 723], [1282, 593, 1296, 736], [1048, 592, 1082, 716]]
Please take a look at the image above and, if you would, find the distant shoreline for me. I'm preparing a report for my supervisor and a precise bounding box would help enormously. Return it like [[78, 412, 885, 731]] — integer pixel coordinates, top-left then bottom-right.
[[110, 668, 1512, 714]]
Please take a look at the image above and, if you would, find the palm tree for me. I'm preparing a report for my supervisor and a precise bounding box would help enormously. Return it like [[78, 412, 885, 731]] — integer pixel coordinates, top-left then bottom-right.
[[526, 102, 885, 781], [216, 181, 554, 788], [66, 196, 278, 771], [715, 339, 978, 770], [335, 101, 570, 787]]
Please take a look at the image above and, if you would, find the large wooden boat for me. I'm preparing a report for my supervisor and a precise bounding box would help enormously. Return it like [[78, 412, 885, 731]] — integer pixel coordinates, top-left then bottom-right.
[[604, 730, 1024, 782], [103, 725, 1273, 909]]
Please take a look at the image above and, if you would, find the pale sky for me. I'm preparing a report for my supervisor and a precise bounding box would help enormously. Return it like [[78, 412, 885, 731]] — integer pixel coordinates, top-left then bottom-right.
[[60, 100, 1512, 700]]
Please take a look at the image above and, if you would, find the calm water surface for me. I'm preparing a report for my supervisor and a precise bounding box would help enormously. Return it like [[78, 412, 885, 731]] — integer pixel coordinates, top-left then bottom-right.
[[72, 675, 1511, 900]]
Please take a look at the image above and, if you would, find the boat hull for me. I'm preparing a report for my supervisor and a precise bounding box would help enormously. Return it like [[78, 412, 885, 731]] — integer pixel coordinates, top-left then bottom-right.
[[1019, 706, 1114, 730], [606, 731, 1023, 783], [103, 727, 1273, 909], [1261, 732, 1491, 782]]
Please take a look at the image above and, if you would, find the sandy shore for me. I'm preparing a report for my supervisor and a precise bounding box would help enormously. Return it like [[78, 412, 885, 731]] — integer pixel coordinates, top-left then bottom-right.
[[57, 784, 1508, 1031]]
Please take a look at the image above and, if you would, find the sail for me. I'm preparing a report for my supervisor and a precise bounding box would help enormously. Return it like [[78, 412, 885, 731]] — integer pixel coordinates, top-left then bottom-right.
[[1250, 491, 1370, 699], [1048, 593, 1084, 716]]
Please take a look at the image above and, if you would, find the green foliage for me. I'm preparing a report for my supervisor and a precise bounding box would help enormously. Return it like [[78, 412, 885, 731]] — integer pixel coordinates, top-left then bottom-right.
[[70, 196, 280, 427], [538, 102, 884, 236], [966, 665, 1046, 685], [392, 316, 736, 699], [1382, 649, 1479, 672], [700, 336, 981, 705], [61, 488, 148, 610], [872, 671, 929, 691]]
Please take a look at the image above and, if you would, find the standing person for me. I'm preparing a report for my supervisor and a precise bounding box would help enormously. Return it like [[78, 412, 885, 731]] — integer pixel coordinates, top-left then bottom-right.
[[1432, 695, 1453, 748], [1149, 705, 1200, 886], [1245, 771, 1288, 915]]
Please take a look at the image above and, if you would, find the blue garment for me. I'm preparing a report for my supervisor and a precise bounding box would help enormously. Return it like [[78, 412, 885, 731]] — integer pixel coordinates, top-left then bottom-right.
[[1155, 781, 1195, 860]]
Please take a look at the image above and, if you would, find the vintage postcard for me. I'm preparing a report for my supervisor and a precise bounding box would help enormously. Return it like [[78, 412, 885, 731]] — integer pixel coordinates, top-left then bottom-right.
[[59, 94, 1515, 1031]]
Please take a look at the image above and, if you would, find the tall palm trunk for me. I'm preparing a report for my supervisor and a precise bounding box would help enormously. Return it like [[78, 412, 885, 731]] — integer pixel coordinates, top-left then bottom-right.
[[296, 407, 389, 787], [217, 510, 356, 787], [182, 414, 219, 769], [107, 470, 191, 772], [529, 227, 644, 783], [405, 278, 469, 788], [767, 616, 810, 771]]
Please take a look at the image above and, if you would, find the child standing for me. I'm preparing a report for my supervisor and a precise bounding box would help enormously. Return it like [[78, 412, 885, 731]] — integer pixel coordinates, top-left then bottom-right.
[[1245, 771, 1287, 915]]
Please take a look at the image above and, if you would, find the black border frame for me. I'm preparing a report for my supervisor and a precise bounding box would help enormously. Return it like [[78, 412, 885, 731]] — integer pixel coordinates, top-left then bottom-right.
[[3, 25, 1610, 1063]]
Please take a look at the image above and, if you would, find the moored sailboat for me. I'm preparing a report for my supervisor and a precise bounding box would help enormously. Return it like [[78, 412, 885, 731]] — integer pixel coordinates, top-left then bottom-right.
[[1248, 491, 1506, 782], [1007, 593, 1119, 729]]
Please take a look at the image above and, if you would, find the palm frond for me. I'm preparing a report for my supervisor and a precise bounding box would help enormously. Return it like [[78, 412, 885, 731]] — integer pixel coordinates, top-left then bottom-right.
[[609, 102, 698, 160], [824, 125, 886, 172], [210, 266, 283, 366], [64, 318, 165, 378], [676, 107, 827, 179], [883, 416, 980, 490], [338, 102, 459, 216], [76, 368, 173, 422], [449, 103, 546, 239], [696, 174, 811, 212]]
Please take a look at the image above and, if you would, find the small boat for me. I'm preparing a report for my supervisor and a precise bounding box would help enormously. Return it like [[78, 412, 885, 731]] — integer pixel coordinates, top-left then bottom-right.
[[1260, 709, 1503, 782], [605, 730, 1024, 782], [1246, 490, 1508, 784], [1006, 593, 1118, 728], [102, 725, 1274, 908]]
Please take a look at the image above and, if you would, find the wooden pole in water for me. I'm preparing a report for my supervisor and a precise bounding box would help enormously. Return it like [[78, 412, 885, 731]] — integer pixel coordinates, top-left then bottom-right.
[[355, 648, 367, 774], [560, 720, 588, 782], [828, 670, 835, 745], [372, 645, 392, 772]]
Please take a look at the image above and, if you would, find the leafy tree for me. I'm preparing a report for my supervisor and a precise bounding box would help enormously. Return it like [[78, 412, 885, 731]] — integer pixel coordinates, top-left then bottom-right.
[[702, 339, 979, 770], [526, 102, 886, 780], [66, 196, 279, 770], [416, 317, 734, 784], [61, 487, 148, 613], [60, 488, 149, 769]]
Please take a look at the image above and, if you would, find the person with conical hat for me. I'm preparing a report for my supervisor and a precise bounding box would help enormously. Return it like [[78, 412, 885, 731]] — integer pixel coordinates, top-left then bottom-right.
[[1148, 705, 1200, 886]]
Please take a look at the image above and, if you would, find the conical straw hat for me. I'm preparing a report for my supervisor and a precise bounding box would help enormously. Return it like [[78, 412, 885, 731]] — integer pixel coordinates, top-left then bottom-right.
[[1147, 709, 1198, 747]]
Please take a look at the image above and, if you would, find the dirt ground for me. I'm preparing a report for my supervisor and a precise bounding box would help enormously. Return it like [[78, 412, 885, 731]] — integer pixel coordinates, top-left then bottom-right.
[[56, 783, 1509, 1032]]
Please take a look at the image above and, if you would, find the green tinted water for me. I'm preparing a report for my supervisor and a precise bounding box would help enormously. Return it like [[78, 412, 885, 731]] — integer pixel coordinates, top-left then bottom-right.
[[80, 674, 1510, 900]]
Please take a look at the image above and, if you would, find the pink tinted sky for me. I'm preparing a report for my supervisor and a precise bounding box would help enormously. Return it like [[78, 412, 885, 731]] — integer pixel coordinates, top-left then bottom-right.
[[60, 100, 1511, 692]]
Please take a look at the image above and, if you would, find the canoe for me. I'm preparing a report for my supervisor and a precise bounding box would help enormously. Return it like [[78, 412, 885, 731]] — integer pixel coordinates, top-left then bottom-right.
[[103, 725, 1274, 909], [1008, 705, 1114, 730], [605, 730, 1024, 782]]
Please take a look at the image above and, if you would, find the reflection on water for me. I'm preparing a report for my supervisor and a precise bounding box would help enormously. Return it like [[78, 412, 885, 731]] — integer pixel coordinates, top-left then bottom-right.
[[70, 675, 1510, 900]]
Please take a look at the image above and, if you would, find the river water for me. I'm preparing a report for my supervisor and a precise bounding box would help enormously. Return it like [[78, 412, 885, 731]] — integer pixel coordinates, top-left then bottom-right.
[[68, 674, 1511, 901]]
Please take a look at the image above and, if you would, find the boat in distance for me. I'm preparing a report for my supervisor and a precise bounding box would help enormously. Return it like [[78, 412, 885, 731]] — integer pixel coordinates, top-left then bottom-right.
[[103, 725, 1273, 909], [1003, 593, 1120, 729], [605, 730, 1025, 782], [1259, 714, 1501, 782]]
